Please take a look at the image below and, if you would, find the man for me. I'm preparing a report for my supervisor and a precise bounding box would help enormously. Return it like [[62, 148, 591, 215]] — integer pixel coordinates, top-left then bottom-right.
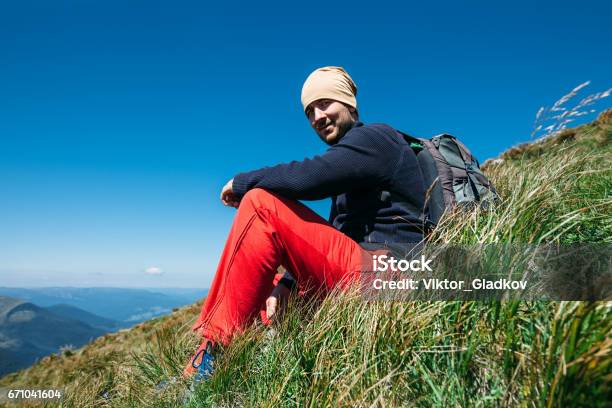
[[184, 66, 426, 380]]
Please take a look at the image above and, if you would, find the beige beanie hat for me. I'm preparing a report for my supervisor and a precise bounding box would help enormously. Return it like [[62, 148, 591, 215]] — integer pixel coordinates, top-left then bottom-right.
[[301, 66, 358, 112]]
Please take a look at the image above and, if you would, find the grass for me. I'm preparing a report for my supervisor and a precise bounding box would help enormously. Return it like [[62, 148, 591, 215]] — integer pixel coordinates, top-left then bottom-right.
[[0, 110, 610, 407]]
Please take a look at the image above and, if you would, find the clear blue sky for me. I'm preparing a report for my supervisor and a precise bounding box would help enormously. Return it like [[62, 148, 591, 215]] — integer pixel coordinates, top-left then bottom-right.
[[1, 1, 610, 288]]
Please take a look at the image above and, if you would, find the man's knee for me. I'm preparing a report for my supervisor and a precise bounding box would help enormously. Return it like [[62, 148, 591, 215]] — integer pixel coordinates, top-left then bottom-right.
[[241, 188, 278, 207]]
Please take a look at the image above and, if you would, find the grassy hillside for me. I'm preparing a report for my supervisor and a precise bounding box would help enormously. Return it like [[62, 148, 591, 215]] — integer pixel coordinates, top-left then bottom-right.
[[1, 111, 610, 407]]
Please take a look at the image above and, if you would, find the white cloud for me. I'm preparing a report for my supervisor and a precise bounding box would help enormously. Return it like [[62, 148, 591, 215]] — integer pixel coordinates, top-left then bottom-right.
[[144, 266, 163, 275]]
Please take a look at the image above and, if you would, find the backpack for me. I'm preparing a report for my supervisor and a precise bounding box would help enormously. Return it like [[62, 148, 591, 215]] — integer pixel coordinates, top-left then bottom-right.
[[398, 132, 499, 230]]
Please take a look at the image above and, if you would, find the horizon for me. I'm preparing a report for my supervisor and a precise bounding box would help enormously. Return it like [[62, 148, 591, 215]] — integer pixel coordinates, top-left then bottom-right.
[[1, 1, 611, 288]]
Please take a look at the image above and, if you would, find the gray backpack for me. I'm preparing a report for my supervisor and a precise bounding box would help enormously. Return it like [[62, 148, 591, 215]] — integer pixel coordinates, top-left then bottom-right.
[[399, 132, 500, 229]]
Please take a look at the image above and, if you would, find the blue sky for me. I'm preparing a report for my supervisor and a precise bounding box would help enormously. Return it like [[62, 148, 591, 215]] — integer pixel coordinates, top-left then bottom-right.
[[1, 1, 610, 288]]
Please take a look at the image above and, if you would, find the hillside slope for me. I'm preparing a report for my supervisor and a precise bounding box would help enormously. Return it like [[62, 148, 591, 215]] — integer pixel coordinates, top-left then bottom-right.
[[1, 111, 610, 407]]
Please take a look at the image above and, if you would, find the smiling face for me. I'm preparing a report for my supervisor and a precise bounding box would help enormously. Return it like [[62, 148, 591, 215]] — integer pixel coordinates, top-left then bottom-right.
[[305, 99, 358, 145]]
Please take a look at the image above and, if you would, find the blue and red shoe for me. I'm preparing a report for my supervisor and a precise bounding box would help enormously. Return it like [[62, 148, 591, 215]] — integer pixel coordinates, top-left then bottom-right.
[[183, 340, 215, 381]]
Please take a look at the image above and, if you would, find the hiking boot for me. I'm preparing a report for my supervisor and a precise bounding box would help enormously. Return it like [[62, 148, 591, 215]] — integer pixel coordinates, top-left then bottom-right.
[[183, 340, 215, 381]]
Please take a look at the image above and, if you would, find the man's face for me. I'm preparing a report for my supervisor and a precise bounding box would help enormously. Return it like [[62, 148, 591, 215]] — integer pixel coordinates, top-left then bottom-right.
[[305, 99, 356, 145]]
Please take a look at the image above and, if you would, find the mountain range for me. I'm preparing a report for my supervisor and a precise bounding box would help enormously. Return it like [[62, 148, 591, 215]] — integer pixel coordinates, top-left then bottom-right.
[[0, 287, 206, 322], [0, 296, 105, 376], [0, 287, 207, 376]]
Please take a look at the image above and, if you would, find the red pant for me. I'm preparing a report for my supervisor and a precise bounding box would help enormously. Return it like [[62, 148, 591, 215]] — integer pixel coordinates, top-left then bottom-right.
[[192, 188, 367, 346]]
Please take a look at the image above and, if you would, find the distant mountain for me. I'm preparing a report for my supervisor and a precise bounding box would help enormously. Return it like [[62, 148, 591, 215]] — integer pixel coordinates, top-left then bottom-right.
[[45, 304, 124, 331], [0, 287, 207, 324], [0, 296, 104, 376], [0, 288, 208, 376]]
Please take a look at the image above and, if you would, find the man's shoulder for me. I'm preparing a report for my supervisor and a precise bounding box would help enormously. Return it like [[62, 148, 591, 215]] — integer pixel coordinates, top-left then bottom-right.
[[344, 122, 401, 144], [364, 123, 398, 134]]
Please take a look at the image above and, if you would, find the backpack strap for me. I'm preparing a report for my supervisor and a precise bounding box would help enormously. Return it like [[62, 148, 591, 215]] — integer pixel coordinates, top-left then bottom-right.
[[449, 137, 491, 200], [420, 138, 457, 209], [447, 136, 472, 162]]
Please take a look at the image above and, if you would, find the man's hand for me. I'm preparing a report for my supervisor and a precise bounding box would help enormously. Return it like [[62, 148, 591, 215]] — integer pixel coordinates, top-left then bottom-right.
[[220, 178, 240, 208], [265, 283, 291, 320]]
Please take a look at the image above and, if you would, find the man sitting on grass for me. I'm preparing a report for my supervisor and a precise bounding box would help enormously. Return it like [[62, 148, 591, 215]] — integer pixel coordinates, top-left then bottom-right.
[[184, 66, 427, 381]]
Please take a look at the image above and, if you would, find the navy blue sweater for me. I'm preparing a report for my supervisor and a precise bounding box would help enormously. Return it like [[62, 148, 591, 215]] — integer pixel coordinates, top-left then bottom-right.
[[232, 122, 426, 244]]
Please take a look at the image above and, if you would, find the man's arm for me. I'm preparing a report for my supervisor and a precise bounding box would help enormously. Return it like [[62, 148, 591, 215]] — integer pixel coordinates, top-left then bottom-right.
[[231, 126, 400, 201]]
